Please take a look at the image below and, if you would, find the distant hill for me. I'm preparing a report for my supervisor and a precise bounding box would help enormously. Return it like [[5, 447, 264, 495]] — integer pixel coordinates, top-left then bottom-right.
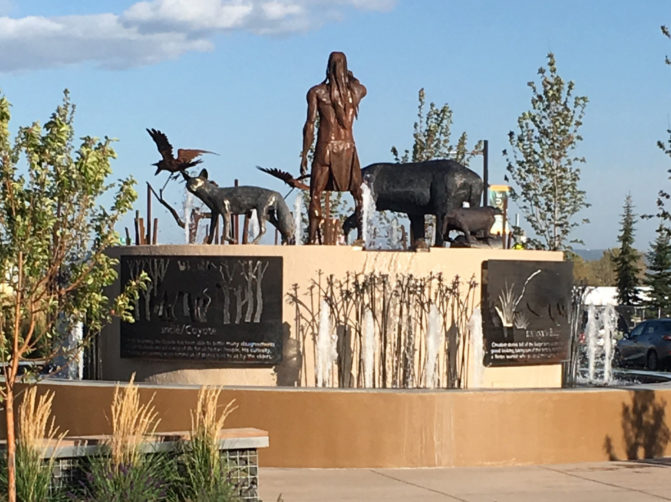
[[573, 249, 607, 261]]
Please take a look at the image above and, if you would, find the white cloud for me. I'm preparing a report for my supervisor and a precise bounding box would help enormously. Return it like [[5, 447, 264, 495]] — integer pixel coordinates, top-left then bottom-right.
[[0, 0, 396, 73], [123, 0, 254, 32], [328, 0, 395, 12], [0, 13, 211, 72], [261, 1, 304, 22]]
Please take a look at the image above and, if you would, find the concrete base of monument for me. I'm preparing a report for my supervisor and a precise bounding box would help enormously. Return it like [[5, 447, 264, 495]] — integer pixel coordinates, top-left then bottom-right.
[[102, 244, 566, 389], [4, 379, 671, 468]]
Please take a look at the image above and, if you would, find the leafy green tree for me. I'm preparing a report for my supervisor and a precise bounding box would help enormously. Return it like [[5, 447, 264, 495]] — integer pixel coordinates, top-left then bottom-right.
[[0, 90, 146, 502], [503, 52, 589, 251], [570, 253, 589, 284], [644, 224, 671, 317], [613, 194, 641, 305], [641, 26, 671, 318], [391, 88, 481, 165], [571, 250, 617, 286], [649, 26, 671, 229], [389, 88, 482, 246]]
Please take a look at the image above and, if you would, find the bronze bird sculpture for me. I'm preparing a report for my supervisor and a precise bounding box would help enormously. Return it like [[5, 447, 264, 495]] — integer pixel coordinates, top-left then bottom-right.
[[147, 128, 215, 176], [257, 166, 310, 190]]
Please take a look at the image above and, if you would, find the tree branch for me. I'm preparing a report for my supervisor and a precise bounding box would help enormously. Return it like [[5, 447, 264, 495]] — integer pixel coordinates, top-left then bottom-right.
[[147, 182, 185, 228]]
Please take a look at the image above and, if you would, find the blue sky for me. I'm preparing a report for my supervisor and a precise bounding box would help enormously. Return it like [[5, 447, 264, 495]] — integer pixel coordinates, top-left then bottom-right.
[[1, 0, 670, 250]]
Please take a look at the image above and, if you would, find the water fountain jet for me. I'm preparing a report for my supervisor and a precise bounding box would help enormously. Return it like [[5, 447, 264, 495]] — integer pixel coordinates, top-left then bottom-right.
[[294, 194, 303, 245], [363, 308, 375, 387]]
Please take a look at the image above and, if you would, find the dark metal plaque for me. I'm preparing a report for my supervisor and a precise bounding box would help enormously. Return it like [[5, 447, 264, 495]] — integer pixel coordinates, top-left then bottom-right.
[[120, 255, 283, 364], [482, 260, 573, 367]]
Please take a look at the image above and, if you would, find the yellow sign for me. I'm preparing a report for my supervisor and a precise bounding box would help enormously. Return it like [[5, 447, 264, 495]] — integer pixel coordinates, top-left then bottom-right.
[[488, 185, 510, 236], [488, 184, 509, 211]]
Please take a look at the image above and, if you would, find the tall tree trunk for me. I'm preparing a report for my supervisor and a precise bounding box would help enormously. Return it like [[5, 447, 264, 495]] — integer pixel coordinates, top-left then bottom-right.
[[5, 380, 16, 502], [6, 252, 24, 502], [5, 323, 20, 502]]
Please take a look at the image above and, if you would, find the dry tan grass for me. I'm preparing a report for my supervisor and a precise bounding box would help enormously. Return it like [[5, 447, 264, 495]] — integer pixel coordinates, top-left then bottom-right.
[[17, 386, 66, 451], [14, 386, 67, 501], [178, 388, 238, 500], [107, 373, 160, 468], [190, 387, 237, 453]]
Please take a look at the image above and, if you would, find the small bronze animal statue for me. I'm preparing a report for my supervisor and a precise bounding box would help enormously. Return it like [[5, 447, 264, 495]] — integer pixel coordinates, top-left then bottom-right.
[[183, 169, 295, 245], [147, 128, 215, 176], [442, 206, 502, 246]]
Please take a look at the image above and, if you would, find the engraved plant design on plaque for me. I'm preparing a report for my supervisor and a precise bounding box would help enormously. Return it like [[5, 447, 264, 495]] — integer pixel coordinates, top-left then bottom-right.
[[493, 269, 541, 338], [127, 257, 270, 326]]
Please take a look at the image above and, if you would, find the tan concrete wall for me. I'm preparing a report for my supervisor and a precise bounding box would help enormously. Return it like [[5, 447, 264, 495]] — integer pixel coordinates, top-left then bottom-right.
[[5, 381, 671, 468], [103, 245, 564, 388]]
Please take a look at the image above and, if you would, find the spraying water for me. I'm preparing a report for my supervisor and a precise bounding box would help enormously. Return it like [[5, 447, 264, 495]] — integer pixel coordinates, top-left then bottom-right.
[[316, 300, 337, 387], [294, 194, 303, 245], [184, 191, 194, 243], [387, 296, 399, 387], [361, 182, 376, 248], [583, 304, 617, 385], [389, 220, 399, 249], [363, 308, 375, 387], [248, 209, 259, 242], [53, 317, 83, 380], [586, 305, 599, 382], [468, 307, 484, 388], [424, 304, 443, 388], [601, 304, 616, 384]]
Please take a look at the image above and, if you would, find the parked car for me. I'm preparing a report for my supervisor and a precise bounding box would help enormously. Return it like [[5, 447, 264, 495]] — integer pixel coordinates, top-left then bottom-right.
[[615, 318, 671, 371]]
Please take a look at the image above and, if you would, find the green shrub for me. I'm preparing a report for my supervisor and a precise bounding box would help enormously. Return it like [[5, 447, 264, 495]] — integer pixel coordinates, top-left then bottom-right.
[[175, 387, 239, 501], [78, 449, 177, 502], [73, 376, 176, 501]]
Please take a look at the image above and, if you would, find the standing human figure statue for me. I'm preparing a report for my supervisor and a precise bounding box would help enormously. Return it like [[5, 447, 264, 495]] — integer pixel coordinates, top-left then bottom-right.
[[300, 51, 367, 244]]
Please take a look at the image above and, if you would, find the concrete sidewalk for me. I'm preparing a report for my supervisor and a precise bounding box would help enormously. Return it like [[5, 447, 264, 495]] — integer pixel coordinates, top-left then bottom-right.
[[259, 460, 671, 501]]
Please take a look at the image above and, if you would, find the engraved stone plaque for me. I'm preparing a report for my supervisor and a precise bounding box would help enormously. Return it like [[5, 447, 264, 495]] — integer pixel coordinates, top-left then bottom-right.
[[120, 255, 283, 364], [482, 260, 573, 367]]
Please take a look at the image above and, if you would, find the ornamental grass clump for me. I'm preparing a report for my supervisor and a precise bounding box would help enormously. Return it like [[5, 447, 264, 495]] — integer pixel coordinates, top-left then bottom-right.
[[178, 387, 238, 501], [0, 386, 67, 501], [81, 374, 175, 502], [107, 374, 160, 469]]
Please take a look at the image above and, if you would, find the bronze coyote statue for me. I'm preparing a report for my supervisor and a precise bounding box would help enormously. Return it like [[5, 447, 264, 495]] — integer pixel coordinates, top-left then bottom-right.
[[183, 169, 295, 245]]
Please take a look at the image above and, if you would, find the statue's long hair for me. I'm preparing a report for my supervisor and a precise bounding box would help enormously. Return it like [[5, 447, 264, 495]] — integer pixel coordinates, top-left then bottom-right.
[[324, 51, 357, 128]]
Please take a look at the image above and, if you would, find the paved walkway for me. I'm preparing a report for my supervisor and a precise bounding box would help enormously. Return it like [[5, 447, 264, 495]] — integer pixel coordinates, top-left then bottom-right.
[[259, 460, 671, 501]]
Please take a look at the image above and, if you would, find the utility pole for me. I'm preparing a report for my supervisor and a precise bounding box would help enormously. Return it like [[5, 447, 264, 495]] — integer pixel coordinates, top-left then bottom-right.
[[482, 139, 489, 207]]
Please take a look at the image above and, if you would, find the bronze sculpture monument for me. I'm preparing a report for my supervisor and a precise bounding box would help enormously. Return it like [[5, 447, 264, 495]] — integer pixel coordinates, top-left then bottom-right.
[[149, 52, 487, 250], [301, 51, 366, 244]]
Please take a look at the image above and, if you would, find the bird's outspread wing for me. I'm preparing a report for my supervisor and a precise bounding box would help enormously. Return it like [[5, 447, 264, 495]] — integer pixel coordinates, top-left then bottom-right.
[[146, 128, 174, 161], [257, 166, 310, 190], [176, 149, 216, 163]]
